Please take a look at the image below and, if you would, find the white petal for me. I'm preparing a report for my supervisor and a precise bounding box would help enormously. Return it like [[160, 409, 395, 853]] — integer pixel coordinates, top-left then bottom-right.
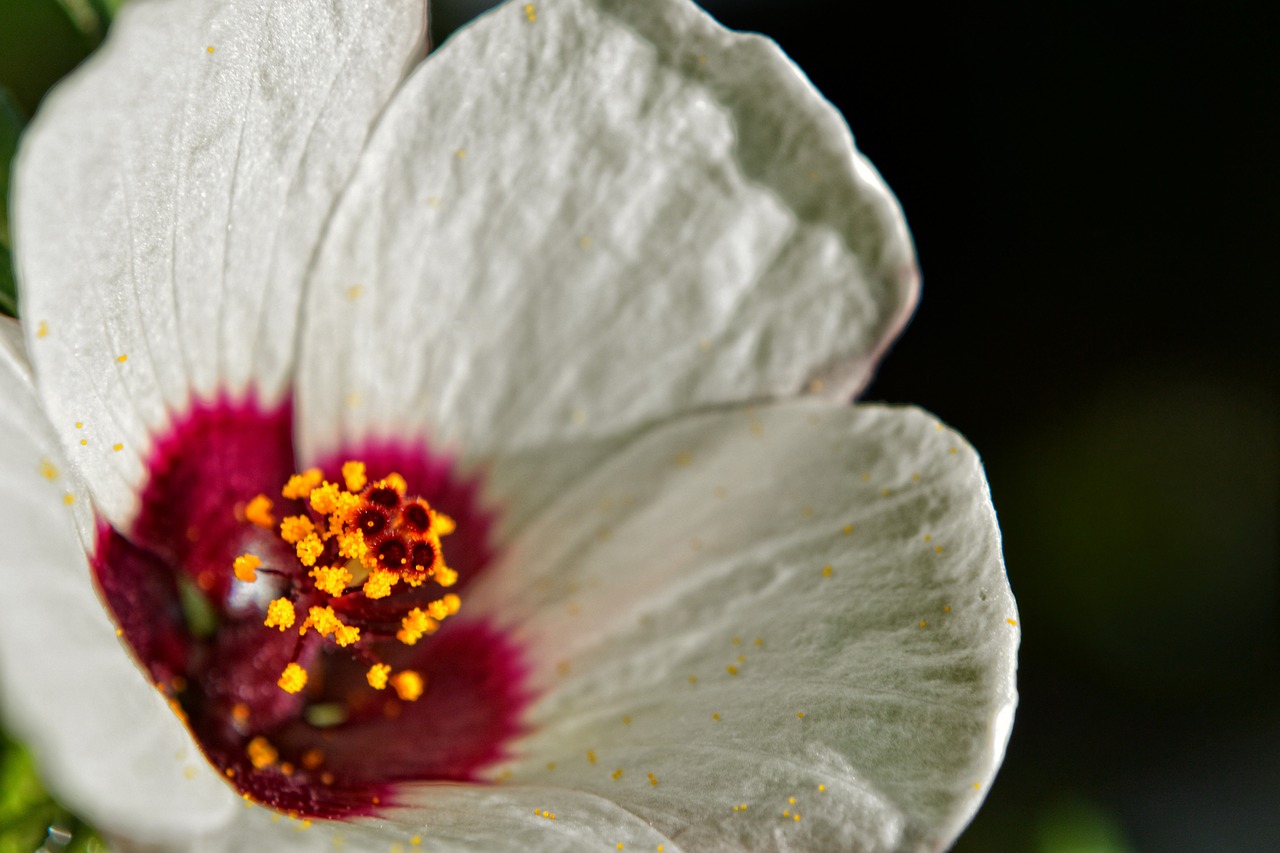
[[13, 0, 428, 527], [296, 0, 918, 520], [461, 400, 1017, 851], [0, 319, 240, 843]]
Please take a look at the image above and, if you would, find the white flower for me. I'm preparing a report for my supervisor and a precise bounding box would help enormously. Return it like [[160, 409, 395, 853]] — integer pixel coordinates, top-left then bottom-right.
[[0, 0, 1017, 850]]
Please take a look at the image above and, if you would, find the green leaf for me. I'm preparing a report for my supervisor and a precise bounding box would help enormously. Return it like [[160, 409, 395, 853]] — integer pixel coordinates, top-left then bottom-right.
[[0, 732, 104, 853]]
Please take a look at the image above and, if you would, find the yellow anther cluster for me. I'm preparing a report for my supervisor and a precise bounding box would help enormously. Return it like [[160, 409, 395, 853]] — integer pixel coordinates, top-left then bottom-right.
[[342, 461, 367, 492], [363, 567, 397, 600], [282, 468, 323, 500], [309, 565, 352, 597], [302, 606, 359, 647], [390, 671, 424, 701], [245, 494, 274, 528], [279, 514, 315, 544], [278, 662, 308, 694], [295, 534, 324, 567], [233, 553, 260, 583], [396, 608, 439, 646], [367, 663, 391, 689], [265, 598, 295, 630]]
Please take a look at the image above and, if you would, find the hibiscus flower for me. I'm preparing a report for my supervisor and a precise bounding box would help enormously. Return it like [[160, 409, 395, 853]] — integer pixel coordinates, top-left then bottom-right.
[[0, 0, 1018, 849]]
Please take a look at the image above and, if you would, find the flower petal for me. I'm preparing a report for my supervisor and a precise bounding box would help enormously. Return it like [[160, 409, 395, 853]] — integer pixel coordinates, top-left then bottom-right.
[[13, 0, 428, 526], [461, 400, 1017, 850], [0, 318, 240, 843], [296, 0, 918, 517]]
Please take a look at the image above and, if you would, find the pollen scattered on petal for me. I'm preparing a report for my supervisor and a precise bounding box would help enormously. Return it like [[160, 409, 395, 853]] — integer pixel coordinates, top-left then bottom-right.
[[822, 565, 833, 577], [587, 749, 597, 764], [116, 354, 128, 363], [246, 736, 277, 769], [39, 460, 58, 480], [341, 461, 367, 492], [390, 670, 424, 701], [265, 598, 295, 630], [367, 663, 391, 690], [1008, 618, 1018, 626], [612, 768, 623, 780], [524, 3, 536, 21], [113, 443, 124, 452], [233, 553, 260, 583], [295, 533, 324, 567], [279, 514, 314, 544], [206, 45, 215, 53], [36, 321, 48, 338], [278, 663, 308, 693]]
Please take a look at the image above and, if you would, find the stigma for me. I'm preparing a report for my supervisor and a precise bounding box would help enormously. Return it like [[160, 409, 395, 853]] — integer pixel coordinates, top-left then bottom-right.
[[236, 461, 461, 701]]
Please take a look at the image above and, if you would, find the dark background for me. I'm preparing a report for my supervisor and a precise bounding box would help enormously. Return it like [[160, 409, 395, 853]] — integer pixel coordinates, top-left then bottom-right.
[[2, 1, 1276, 850]]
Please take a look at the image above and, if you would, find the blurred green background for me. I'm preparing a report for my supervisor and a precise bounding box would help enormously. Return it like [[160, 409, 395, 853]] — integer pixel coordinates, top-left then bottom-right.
[[1, 0, 1275, 850]]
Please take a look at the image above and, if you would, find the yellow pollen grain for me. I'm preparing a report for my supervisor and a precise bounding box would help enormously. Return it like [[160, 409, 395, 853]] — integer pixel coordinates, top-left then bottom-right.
[[843, 524, 853, 535], [231, 702, 250, 724], [240, 494, 274, 529], [793, 814, 801, 822], [1008, 618, 1018, 626], [265, 597, 296, 630], [726, 664, 738, 676], [246, 736, 277, 769], [712, 713, 720, 721], [295, 533, 324, 567], [754, 637, 764, 647], [116, 354, 128, 363], [923, 534, 932, 542], [648, 773, 658, 787], [206, 45, 215, 53], [37, 321, 48, 338], [622, 715, 632, 725], [233, 553, 260, 583], [797, 711, 805, 719], [731, 636, 741, 646], [278, 662, 308, 693], [524, 3, 536, 21], [391, 670, 424, 701], [75, 422, 82, 429], [411, 838, 422, 847], [801, 505, 813, 517], [819, 784, 826, 792], [674, 451, 693, 467], [302, 748, 324, 770], [455, 148, 467, 159], [612, 768, 623, 780], [935, 545, 944, 554], [822, 565, 833, 577], [974, 782, 982, 789], [113, 443, 124, 452], [546, 762, 556, 771], [950, 446, 959, 454], [341, 461, 367, 492], [345, 284, 363, 301], [587, 749, 597, 764], [919, 620, 928, 628], [39, 459, 58, 480], [944, 605, 952, 613], [279, 514, 315, 544], [310, 564, 353, 597], [881, 488, 891, 497], [79, 439, 87, 446], [688, 674, 697, 684], [367, 663, 391, 690]]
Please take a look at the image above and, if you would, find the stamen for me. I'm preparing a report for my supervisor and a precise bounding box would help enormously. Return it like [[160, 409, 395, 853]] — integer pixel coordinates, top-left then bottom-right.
[[278, 662, 308, 694], [265, 598, 296, 630], [279, 515, 315, 544], [233, 553, 260, 583], [244, 461, 462, 702], [282, 468, 323, 500], [244, 495, 275, 528], [367, 663, 391, 690], [390, 671, 424, 701]]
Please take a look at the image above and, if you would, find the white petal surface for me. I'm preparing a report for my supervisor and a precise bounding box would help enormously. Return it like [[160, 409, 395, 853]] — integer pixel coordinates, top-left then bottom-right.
[[13, 0, 428, 527], [297, 0, 918, 530], [0, 319, 240, 843], [459, 400, 1017, 851]]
